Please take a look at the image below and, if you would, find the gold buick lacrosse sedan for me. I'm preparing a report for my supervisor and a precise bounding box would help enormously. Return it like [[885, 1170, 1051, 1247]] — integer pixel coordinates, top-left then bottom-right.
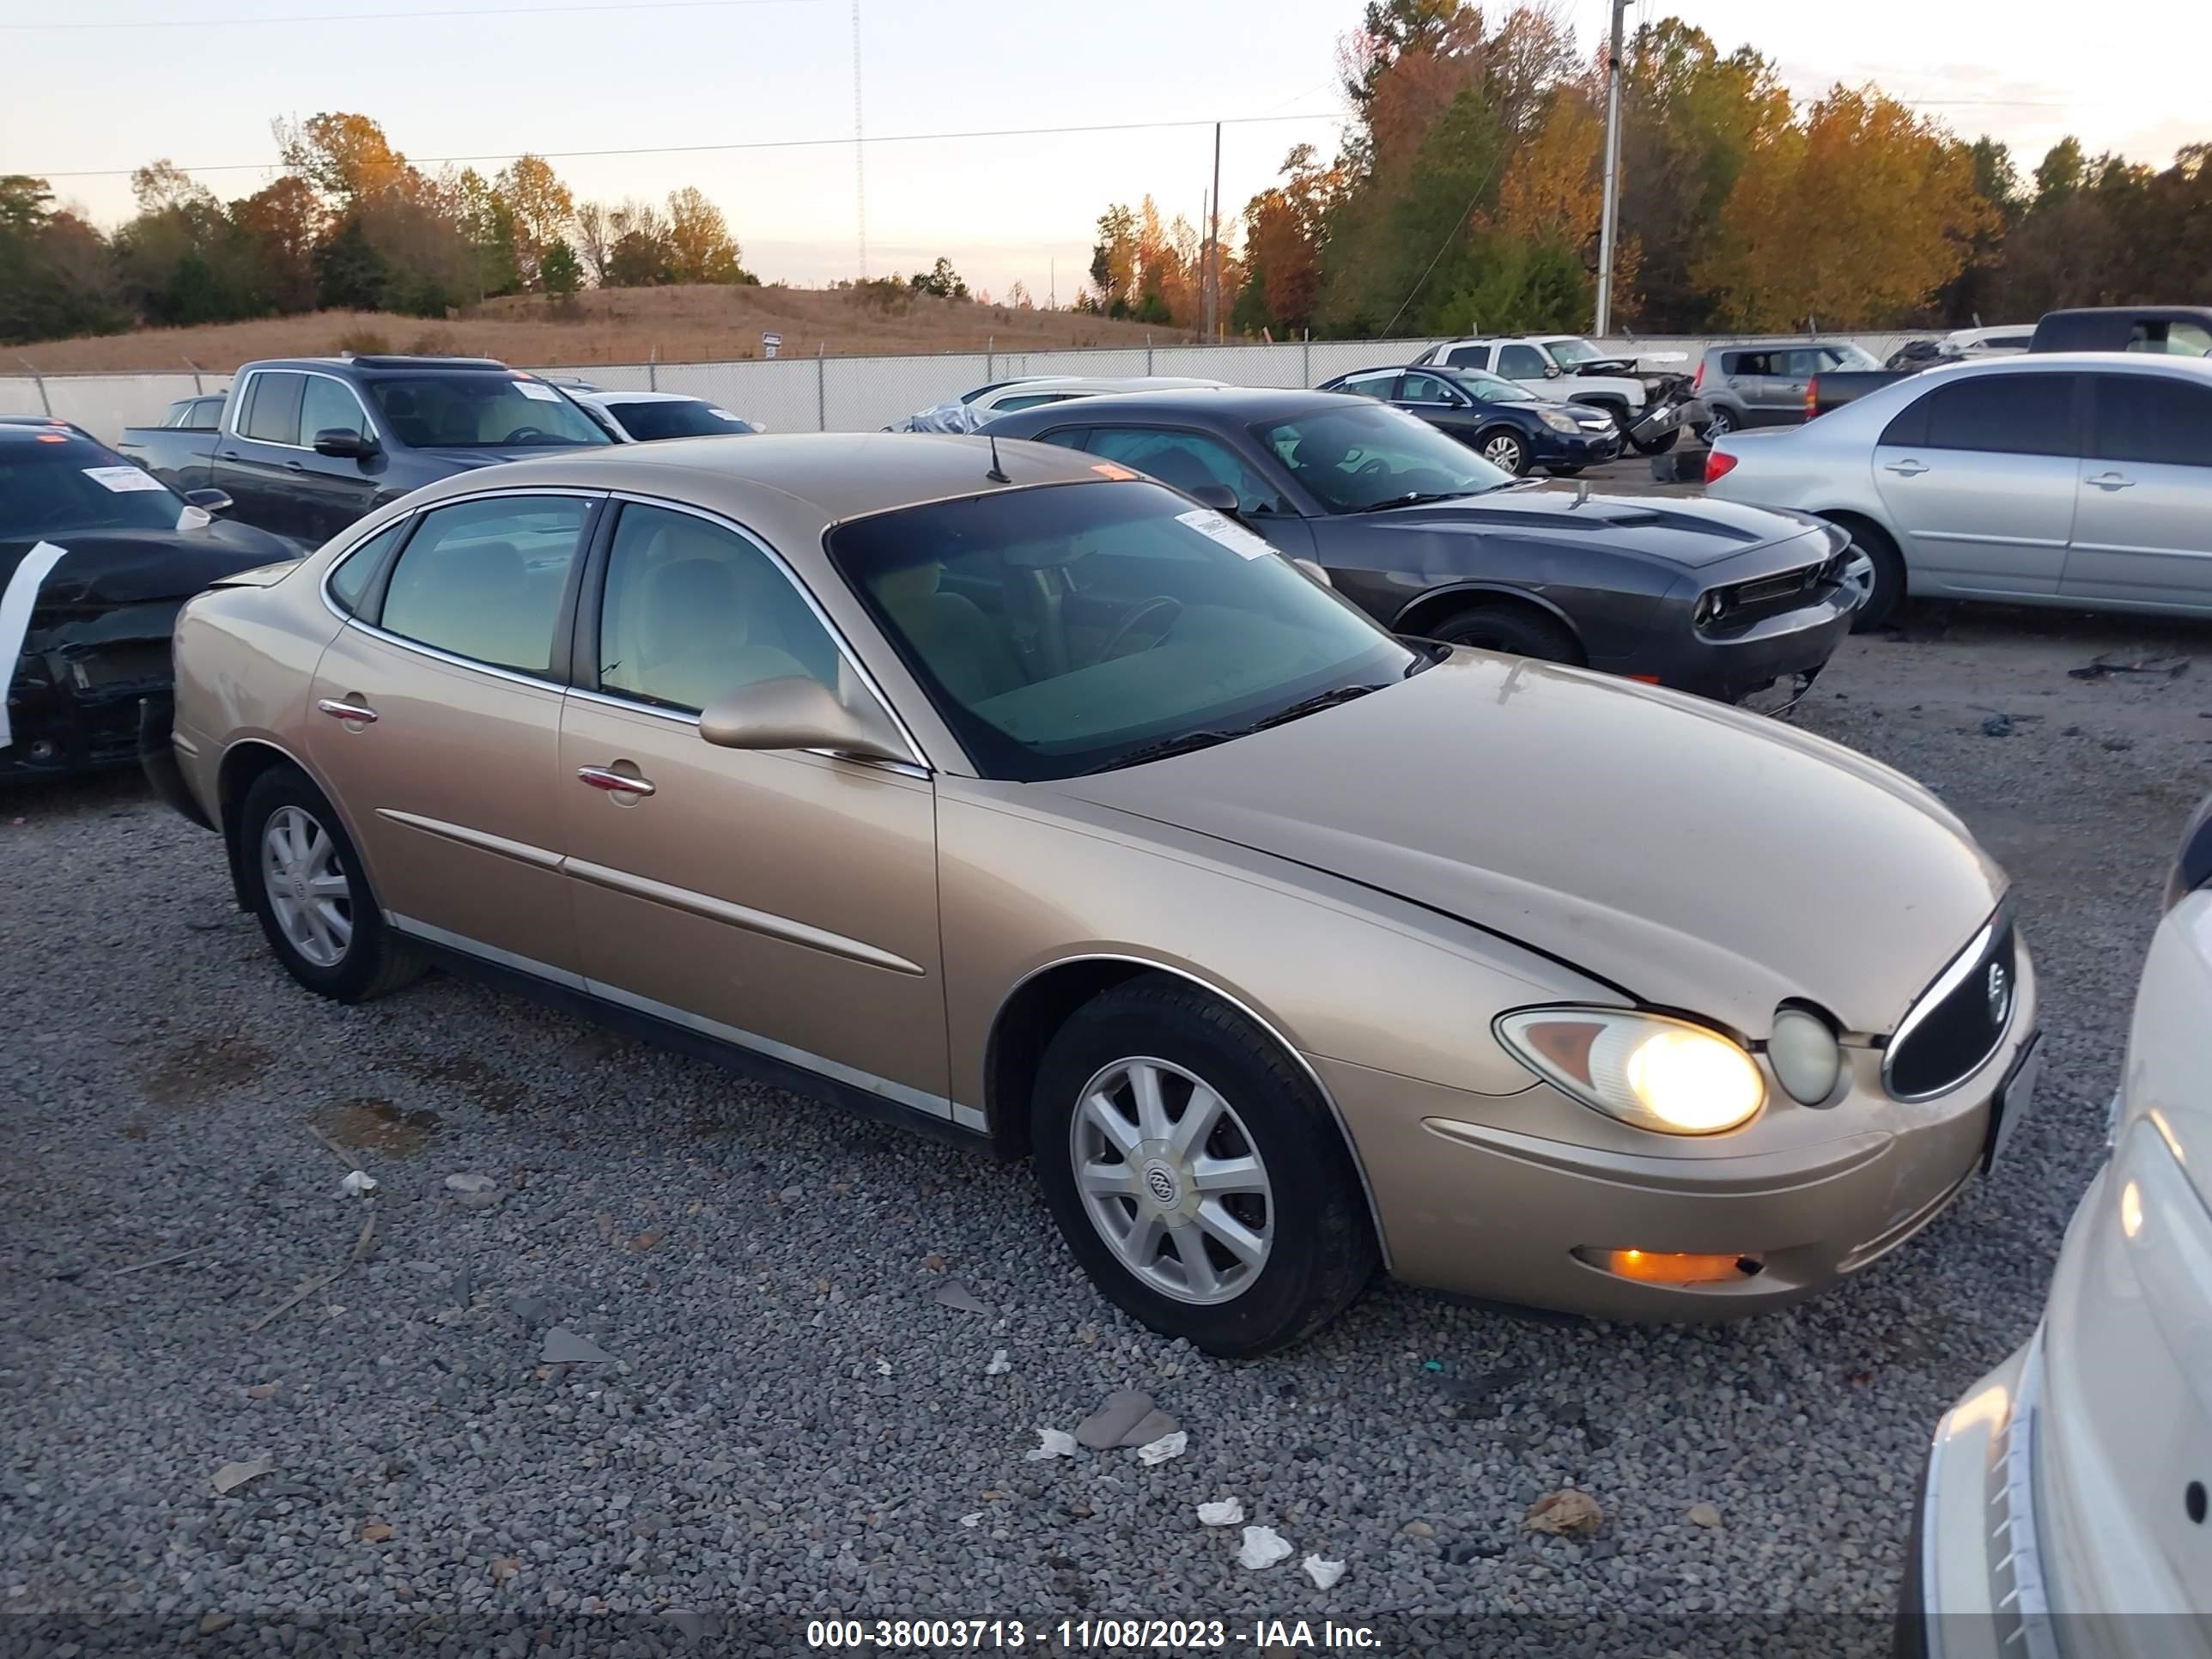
[[148, 433, 2040, 1356]]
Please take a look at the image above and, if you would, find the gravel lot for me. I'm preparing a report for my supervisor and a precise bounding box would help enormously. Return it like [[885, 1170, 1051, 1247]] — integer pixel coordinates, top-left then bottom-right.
[[3, 600, 2208, 1657]]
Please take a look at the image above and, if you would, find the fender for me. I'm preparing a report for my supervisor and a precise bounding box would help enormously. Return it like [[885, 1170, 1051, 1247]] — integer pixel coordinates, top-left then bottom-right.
[[1390, 579, 1584, 642]]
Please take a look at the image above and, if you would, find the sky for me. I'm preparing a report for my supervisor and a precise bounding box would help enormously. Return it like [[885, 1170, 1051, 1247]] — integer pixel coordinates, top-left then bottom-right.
[[5, 0, 2207, 301]]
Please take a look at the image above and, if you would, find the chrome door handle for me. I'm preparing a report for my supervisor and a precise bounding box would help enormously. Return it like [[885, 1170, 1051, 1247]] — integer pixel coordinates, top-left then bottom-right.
[[1885, 459, 1929, 477], [315, 697, 377, 723], [2087, 471, 2136, 490], [577, 766, 655, 798]]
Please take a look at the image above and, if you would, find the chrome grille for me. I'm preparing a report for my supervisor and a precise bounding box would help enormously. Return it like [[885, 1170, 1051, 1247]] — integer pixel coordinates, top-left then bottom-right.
[[1884, 910, 2018, 1100]]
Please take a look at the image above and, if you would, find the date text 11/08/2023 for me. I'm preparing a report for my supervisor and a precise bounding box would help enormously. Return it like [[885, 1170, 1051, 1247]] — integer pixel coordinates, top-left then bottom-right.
[[806, 1619, 1382, 1650]]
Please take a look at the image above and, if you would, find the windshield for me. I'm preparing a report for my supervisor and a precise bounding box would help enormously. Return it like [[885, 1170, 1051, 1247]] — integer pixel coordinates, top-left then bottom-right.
[[0, 441, 189, 538], [608, 399, 756, 441], [827, 479, 1417, 782], [1257, 403, 1512, 513], [1820, 344, 1882, 370], [363, 374, 610, 448], [1544, 337, 1602, 367], [1450, 369, 1536, 404]]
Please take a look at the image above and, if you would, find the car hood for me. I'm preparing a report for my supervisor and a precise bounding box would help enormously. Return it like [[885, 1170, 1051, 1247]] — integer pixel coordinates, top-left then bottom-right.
[[1048, 652, 2004, 1039], [1370, 489, 1814, 568], [3, 518, 295, 607]]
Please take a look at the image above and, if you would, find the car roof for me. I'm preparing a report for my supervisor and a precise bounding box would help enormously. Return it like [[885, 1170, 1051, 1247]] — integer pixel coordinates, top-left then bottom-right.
[[989, 375, 1226, 394], [575, 390, 709, 405], [0, 422, 104, 446], [1931, 351, 2212, 380], [242, 356, 522, 376], [393, 431, 1117, 541], [988, 386, 1346, 426]]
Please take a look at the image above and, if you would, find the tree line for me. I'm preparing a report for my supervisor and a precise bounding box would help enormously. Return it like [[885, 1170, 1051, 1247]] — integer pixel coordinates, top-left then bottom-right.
[[0, 112, 758, 346], [1085, 1, 2210, 340]]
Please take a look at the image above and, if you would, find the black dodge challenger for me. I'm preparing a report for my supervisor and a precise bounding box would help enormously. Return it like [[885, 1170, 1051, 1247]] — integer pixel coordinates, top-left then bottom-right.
[[982, 387, 1863, 707], [1, 422, 293, 778]]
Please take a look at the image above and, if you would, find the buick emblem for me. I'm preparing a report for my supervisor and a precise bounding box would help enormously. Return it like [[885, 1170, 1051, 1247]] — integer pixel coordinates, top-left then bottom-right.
[[1986, 961, 2008, 1022], [1144, 1164, 1180, 1207]]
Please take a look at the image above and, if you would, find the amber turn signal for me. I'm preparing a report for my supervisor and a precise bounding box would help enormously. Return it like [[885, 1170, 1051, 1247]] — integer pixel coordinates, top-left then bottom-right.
[[1578, 1248, 1764, 1285]]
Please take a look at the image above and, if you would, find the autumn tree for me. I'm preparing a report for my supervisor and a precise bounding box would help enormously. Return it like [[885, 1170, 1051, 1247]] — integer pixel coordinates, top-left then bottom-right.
[[665, 185, 755, 284], [909, 256, 969, 299], [1089, 204, 1137, 313], [1694, 86, 1994, 328], [232, 176, 323, 312], [274, 112, 410, 203], [494, 154, 574, 289], [573, 200, 612, 284]]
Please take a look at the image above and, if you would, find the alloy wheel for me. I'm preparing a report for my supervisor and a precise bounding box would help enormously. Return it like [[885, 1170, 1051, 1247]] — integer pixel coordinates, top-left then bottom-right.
[[261, 805, 353, 969], [1068, 1056, 1273, 1305], [1482, 434, 1526, 473]]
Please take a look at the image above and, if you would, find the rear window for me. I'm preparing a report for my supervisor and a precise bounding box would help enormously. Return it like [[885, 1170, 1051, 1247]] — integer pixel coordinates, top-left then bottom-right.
[[2089, 374, 2212, 467], [362, 374, 609, 448], [0, 440, 185, 538], [605, 399, 755, 441]]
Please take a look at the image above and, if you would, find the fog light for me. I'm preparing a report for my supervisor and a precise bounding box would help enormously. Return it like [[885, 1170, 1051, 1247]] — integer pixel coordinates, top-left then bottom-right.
[[1579, 1248, 1764, 1285]]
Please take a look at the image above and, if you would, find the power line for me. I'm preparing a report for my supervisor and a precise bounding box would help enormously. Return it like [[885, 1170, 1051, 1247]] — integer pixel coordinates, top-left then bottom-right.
[[28, 111, 1346, 181], [1, 0, 812, 29]]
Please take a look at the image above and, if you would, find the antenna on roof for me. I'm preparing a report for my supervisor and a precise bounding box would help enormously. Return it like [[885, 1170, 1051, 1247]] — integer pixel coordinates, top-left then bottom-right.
[[986, 432, 1011, 484]]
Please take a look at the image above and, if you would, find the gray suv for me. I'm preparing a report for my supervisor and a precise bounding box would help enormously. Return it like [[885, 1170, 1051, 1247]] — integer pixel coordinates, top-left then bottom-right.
[[1694, 341, 1882, 435]]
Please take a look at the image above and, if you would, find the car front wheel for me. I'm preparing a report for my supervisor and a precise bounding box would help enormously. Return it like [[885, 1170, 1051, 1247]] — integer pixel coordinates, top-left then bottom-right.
[[1030, 975, 1378, 1357], [239, 765, 426, 1002], [1702, 405, 1735, 438], [1477, 428, 1528, 475]]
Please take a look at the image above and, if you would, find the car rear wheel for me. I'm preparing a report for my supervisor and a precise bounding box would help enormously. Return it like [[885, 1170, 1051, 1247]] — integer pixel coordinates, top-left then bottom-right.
[[1824, 515, 1907, 633], [1030, 975, 1377, 1357], [1476, 428, 1528, 475], [1427, 602, 1582, 665], [239, 766, 426, 1002], [1702, 405, 1736, 439]]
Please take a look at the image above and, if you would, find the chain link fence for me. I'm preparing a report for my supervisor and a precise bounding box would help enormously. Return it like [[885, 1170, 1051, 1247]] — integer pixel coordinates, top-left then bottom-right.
[[3, 333, 1929, 443]]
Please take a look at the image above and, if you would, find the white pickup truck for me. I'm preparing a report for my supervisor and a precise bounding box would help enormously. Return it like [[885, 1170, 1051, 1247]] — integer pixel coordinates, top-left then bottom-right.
[[1409, 335, 1698, 454]]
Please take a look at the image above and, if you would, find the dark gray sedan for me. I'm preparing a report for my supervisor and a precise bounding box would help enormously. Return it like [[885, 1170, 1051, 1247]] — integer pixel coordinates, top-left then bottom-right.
[[982, 388, 1858, 705]]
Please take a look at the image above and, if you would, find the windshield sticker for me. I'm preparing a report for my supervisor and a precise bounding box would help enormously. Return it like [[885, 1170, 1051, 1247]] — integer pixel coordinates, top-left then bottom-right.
[[1176, 507, 1274, 560], [82, 465, 168, 494], [514, 381, 562, 402]]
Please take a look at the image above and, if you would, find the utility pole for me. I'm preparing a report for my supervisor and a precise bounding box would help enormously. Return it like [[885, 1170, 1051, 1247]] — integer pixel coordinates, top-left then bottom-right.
[[1594, 0, 1629, 337], [851, 0, 866, 279], [1209, 121, 1223, 343]]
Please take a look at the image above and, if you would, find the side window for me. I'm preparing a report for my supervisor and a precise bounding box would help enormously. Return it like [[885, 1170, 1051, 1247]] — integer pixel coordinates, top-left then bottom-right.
[[992, 392, 1079, 413], [1919, 374, 2076, 457], [190, 397, 224, 429], [1036, 428, 1089, 450], [1729, 352, 1768, 376], [240, 372, 305, 445], [597, 503, 842, 714], [377, 495, 592, 676], [1496, 344, 1547, 380], [1338, 373, 1399, 399], [1443, 345, 1490, 370], [325, 520, 410, 617], [1778, 350, 1823, 379], [301, 376, 369, 446], [1085, 428, 1285, 516], [2090, 375, 2212, 468], [1878, 392, 1929, 449], [1401, 373, 1459, 404]]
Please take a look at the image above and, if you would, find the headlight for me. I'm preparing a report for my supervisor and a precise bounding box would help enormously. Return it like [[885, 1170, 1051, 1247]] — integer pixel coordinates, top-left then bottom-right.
[[1540, 410, 1581, 434], [1496, 1008, 1765, 1134], [1767, 1007, 1842, 1103]]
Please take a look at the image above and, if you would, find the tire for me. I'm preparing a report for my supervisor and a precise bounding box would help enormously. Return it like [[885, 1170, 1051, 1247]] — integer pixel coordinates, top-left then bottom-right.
[[1702, 404, 1736, 439], [1427, 601, 1582, 665], [1474, 428, 1528, 475], [1544, 465, 1584, 478], [238, 765, 427, 1002], [1826, 515, 1908, 633], [1030, 975, 1379, 1357]]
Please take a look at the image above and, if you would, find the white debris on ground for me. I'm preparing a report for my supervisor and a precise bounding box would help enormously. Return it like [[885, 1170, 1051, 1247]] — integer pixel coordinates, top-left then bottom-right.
[[210, 1455, 274, 1496], [1023, 1428, 1079, 1462], [1303, 1555, 1346, 1589], [1196, 1498, 1245, 1527], [337, 1170, 377, 1196], [985, 1349, 1012, 1375], [1136, 1431, 1187, 1465], [1236, 1526, 1293, 1570]]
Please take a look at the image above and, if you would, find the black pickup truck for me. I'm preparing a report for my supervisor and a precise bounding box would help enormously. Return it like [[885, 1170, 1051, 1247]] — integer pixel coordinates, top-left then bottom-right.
[[1805, 305, 2212, 418], [116, 354, 611, 550]]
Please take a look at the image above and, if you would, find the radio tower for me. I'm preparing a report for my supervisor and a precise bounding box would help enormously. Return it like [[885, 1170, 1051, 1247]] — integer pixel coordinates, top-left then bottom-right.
[[852, 0, 867, 280]]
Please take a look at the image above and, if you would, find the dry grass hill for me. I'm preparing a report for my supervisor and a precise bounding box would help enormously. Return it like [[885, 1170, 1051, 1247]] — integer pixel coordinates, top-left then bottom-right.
[[21, 283, 1193, 373]]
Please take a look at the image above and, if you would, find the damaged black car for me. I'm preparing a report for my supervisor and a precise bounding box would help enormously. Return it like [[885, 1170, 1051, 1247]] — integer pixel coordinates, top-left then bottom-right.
[[1, 424, 292, 778]]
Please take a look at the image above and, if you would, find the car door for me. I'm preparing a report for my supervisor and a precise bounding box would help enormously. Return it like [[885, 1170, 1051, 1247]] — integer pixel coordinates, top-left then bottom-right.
[[1079, 426, 1316, 558], [308, 490, 599, 979], [1440, 344, 1492, 372], [294, 371, 388, 546], [557, 498, 954, 1115], [1398, 372, 1485, 443], [216, 369, 315, 544], [1494, 343, 1552, 386], [2066, 372, 2212, 611], [1719, 350, 1776, 422], [1871, 371, 2081, 598]]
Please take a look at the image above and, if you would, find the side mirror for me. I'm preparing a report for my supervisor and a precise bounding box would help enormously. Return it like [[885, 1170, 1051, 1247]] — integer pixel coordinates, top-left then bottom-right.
[[1291, 557, 1333, 588], [182, 488, 233, 515], [698, 675, 910, 764], [313, 428, 378, 460], [1184, 482, 1242, 516], [1543, 365, 1562, 380]]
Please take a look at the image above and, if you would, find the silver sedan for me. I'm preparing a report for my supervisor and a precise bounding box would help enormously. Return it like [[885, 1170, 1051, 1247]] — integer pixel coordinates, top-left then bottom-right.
[[1705, 353, 2212, 629]]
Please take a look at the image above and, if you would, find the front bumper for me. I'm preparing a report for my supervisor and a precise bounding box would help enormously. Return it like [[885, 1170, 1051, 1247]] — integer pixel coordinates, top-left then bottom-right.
[[1319, 960, 2034, 1321], [1597, 580, 1856, 705], [137, 692, 214, 830], [1531, 427, 1624, 467]]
